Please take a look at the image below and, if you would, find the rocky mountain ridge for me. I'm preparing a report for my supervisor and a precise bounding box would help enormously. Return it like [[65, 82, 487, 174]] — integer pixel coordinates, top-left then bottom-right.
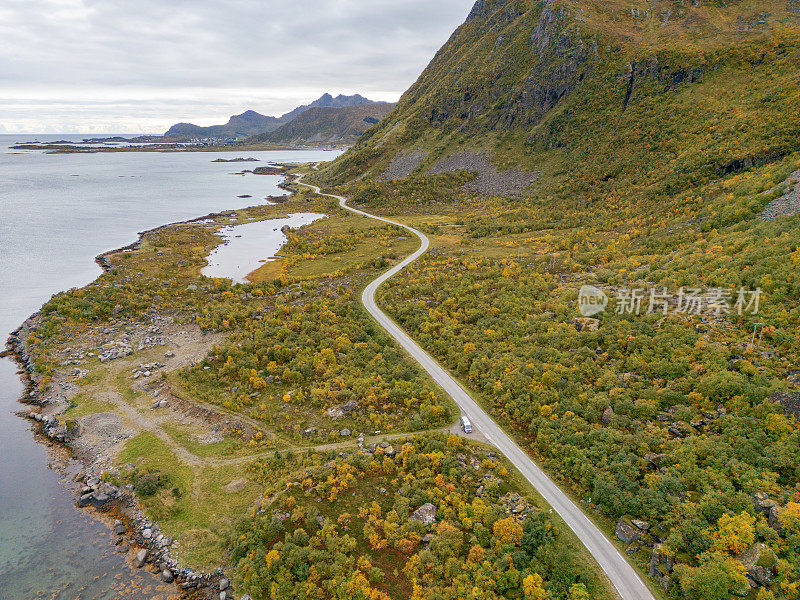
[[247, 102, 395, 146], [319, 0, 800, 190], [164, 93, 377, 140]]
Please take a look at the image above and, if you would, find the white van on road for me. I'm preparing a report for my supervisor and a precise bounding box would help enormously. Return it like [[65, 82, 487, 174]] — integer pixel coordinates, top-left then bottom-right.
[[460, 416, 473, 434]]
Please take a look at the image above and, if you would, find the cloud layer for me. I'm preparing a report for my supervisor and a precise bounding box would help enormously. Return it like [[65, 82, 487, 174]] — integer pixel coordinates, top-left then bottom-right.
[[1, 0, 474, 133]]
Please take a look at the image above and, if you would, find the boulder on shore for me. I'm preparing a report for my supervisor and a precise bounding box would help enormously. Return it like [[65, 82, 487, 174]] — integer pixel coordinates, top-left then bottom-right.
[[133, 549, 148, 568]]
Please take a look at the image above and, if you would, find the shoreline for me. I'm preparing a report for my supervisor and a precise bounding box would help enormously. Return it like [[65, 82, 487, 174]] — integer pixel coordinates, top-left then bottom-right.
[[10, 142, 349, 155], [6, 280, 226, 600], [1, 173, 306, 599]]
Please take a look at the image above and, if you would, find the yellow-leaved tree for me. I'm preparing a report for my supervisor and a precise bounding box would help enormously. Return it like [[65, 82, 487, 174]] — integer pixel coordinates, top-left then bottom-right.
[[493, 517, 524, 545], [523, 572, 547, 599], [779, 502, 800, 535], [568, 583, 590, 600], [708, 511, 756, 554]]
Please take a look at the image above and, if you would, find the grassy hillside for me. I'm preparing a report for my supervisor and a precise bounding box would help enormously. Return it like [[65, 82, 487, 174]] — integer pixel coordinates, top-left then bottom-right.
[[318, 0, 800, 199], [248, 102, 395, 146], [306, 2, 800, 599]]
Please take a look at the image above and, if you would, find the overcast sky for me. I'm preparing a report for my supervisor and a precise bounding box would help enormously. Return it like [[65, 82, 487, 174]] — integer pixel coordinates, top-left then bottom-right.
[[0, 0, 475, 134]]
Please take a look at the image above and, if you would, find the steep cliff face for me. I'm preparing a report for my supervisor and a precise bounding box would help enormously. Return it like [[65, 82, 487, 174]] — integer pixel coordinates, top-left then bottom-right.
[[400, 0, 594, 133], [320, 0, 800, 189]]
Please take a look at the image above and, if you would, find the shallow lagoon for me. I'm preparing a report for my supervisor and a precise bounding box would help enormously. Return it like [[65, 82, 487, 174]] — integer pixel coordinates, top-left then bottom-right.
[[202, 213, 326, 283]]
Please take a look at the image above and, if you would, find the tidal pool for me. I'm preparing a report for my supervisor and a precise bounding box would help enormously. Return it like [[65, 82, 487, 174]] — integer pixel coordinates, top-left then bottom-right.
[[202, 213, 326, 283]]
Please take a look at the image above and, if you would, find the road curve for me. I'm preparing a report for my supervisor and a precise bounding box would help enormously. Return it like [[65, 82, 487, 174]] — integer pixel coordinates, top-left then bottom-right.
[[296, 176, 655, 600]]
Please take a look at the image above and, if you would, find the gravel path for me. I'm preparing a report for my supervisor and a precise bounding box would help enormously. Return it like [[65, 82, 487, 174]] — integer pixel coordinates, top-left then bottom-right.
[[760, 168, 800, 220]]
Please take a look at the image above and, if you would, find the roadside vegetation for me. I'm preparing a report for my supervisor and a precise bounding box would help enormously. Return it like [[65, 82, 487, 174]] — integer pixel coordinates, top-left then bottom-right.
[[307, 4, 800, 595], [325, 153, 800, 600], [18, 166, 616, 600], [232, 434, 613, 600]]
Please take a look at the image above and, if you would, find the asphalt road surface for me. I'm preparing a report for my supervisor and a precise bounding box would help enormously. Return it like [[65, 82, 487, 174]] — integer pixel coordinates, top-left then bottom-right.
[[297, 176, 655, 600]]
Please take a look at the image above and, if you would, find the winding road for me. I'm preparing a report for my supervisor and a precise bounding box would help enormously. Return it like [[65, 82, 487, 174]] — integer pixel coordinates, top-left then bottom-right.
[[296, 175, 656, 600]]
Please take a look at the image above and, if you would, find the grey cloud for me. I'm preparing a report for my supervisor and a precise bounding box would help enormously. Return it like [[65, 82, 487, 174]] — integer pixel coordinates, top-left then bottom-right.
[[1, 0, 475, 132]]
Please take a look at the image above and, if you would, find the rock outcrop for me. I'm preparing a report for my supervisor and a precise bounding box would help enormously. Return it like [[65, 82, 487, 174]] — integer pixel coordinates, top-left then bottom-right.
[[410, 503, 437, 525], [614, 517, 640, 545], [737, 543, 777, 587]]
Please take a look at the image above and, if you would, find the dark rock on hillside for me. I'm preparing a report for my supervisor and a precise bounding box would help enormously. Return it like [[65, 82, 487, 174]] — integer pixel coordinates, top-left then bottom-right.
[[768, 505, 785, 536], [644, 453, 667, 469], [769, 390, 800, 419], [426, 151, 536, 195], [615, 517, 640, 545], [466, 0, 526, 27], [737, 543, 777, 587], [649, 544, 674, 579], [427, 2, 596, 132]]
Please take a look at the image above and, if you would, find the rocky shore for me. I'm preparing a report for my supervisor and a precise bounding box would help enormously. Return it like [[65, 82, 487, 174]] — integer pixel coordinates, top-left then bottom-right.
[[6, 315, 240, 599]]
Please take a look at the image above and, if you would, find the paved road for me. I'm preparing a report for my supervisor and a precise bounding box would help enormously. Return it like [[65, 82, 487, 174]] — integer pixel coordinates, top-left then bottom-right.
[[297, 176, 655, 600]]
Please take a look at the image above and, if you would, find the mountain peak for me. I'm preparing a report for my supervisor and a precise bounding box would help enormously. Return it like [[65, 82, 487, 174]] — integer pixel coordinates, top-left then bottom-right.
[[164, 93, 382, 139], [321, 0, 800, 186], [226, 110, 270, 125], [309, 93, 373, 109]]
